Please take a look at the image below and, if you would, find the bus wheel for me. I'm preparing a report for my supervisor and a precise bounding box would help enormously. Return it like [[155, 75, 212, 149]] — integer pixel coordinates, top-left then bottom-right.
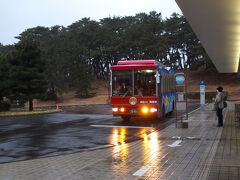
[[121, 116, 130, 121]]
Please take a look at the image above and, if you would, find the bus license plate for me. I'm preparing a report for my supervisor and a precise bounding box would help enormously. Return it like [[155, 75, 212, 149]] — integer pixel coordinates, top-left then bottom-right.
[[130, 109, 137, 113]]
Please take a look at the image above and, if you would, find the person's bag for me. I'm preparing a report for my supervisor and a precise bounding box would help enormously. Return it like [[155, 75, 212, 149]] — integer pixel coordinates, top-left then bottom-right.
[[223, 101, 227, 108]]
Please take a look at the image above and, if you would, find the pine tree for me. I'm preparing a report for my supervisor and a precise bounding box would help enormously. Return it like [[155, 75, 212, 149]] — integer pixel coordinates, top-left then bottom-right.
[[8, 38, 47, 111], [0, 55, 9, 101]]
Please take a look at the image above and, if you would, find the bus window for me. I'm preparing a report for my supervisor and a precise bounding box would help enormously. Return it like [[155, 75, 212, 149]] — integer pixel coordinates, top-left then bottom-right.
[[167, 74, 170, 93], [112, 70, 133, 96], [166, 74, 168, 93], [162, 74, 165, 94], [164, 74, 166, 93], [134, 69, 156, 96]]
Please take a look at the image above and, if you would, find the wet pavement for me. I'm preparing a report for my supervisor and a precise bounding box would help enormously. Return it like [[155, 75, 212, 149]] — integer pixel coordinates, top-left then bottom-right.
[[0, 103, 199, 164]]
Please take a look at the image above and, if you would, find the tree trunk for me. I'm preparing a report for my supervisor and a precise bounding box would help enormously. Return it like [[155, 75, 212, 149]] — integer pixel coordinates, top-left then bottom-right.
[[29, 99, 33, 111]]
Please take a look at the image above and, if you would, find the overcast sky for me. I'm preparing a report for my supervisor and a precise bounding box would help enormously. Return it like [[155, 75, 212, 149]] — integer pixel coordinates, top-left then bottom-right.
[[0, 0, 182, 45]]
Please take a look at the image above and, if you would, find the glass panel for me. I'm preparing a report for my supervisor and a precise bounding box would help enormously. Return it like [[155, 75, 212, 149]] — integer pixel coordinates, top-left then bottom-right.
[[134, 69, 156, 96], [112, 70, 133, 96]]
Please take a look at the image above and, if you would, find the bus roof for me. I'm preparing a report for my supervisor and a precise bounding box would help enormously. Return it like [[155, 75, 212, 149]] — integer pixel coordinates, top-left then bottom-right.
[[165, 67, 177, 73], [117, 60, 156, 65], [111, 60, 176, 73]]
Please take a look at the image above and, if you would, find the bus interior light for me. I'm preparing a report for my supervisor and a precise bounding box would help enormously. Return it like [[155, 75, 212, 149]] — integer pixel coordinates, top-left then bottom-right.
[[150, 108, 157, 113], [112, 108, 118, 112], [120, 107, 125, 112], [145, 70, 154, 73]]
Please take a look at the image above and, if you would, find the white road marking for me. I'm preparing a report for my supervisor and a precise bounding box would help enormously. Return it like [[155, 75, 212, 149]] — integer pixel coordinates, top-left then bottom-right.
[[83, 144, 113, 151], [133, 166, 152, 176], [181, 103, 209, 119], [184, 120, 212, 122], [90, 125, 153, 129], [168, 140, 182, 147], [187, 136, 196, 140], [187, 106, 202, 115], [171, 136, 181, 140]]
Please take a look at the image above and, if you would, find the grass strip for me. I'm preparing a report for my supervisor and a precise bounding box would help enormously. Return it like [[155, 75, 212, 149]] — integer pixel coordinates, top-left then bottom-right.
[[0, 109, 62, 117]]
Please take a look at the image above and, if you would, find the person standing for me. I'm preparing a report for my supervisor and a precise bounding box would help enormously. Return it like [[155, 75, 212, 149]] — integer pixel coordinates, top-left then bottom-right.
[[215, 86, 224, 127]]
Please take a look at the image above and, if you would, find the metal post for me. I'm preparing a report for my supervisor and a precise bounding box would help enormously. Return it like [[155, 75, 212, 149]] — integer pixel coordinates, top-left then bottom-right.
[[175, 73, 188, 128]]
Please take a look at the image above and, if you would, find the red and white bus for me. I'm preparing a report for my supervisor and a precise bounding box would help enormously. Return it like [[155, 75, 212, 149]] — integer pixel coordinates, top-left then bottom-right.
[[110, 60, 176, 121]]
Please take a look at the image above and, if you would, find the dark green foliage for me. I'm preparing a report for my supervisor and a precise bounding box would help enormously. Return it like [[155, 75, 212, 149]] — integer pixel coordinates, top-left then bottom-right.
[[8, 38, 47, 111], [75, 91, 96, 98], [0, 11, 216, 103], [40, 91, 58, 101], [0, 43, 14, 57], [0, 100, 11, 111], [9, 99, 25, 108], [71, 62, 94, 98], [0, 56, 10, 100], [164, 13, 213, 70]]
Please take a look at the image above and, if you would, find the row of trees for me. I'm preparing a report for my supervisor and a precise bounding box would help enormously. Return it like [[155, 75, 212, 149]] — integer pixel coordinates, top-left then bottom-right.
[[0, 11, 215, 111], [0, 38, 47, 111]]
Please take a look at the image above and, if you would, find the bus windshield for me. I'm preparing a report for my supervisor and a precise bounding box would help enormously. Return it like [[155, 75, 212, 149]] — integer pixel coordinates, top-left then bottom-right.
[[112, 69, 156, 97], [112, 70, 133, 96], [134, 69, 156, 96]]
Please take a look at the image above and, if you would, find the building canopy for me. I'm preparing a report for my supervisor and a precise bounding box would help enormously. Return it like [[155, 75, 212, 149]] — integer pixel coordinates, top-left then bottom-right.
[[176, 0, 240, 73]]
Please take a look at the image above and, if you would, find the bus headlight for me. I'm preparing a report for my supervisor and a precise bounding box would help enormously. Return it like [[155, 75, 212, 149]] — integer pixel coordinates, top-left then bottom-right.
[[141, 107, 149, 114], [150, 108, 157, 113], [112, 108, 118, 112], [120, 107, 125, 112]]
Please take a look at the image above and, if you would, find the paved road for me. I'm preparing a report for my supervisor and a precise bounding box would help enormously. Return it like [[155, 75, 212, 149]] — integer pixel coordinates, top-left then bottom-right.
[[0, 103, 199, 164]]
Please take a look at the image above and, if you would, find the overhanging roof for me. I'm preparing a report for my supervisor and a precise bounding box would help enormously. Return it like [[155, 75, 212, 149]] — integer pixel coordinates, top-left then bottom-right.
[[175, 0, 240, 73]]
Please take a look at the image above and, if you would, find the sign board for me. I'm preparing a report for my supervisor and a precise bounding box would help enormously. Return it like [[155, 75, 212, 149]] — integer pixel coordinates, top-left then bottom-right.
[[200, 81, 205, 85], [176, 74, 185, 84], [200, 81, 205, 105]]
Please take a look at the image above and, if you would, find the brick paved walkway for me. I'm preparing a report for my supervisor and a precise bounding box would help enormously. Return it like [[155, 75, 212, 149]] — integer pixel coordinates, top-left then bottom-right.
[[208, 104, 240, 180], [0, 102, 239, 180]]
